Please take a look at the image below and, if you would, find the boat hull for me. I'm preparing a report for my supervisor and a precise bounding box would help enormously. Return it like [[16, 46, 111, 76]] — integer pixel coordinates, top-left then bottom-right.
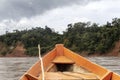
[[20, 44, 120, 80]]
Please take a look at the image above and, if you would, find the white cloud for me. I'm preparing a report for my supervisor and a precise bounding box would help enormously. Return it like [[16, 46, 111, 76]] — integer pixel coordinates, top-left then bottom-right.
[[0, 0, 120, 35]]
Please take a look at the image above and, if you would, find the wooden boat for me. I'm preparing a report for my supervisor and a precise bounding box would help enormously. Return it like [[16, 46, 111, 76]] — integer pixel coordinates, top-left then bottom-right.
[[20, 44, 120, 80]]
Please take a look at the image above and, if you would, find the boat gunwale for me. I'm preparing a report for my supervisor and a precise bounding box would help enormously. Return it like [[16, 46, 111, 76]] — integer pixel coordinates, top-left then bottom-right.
[[20, 44, 120, 80]]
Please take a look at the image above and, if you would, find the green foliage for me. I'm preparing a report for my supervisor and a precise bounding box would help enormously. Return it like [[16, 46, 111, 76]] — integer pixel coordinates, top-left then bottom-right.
[[0, 18, 120, 56], [63, 18, 120, 54], [0, 50, 7, 56], [0, 26, 63, 56], [0, 42, 8, 56], [26, 47, 38, 56]]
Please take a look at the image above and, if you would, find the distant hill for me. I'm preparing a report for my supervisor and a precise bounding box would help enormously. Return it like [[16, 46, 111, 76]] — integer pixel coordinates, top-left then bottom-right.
[[0, 18, 120, 57]]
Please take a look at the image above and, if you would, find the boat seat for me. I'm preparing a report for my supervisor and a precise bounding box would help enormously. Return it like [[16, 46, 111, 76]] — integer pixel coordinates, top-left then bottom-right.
[[63, 72, 100, 80], [39, 72, 100, 80], [52, 56, 75, 64], [25, 73, 38, 80]]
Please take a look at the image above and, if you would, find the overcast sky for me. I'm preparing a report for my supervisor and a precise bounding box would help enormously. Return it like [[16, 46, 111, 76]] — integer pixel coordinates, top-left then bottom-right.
[[0, 0, 120, 35]]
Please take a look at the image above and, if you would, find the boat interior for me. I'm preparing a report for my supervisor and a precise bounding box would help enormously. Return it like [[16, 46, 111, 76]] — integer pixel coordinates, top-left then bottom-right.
[[20, 44, 120, 80]]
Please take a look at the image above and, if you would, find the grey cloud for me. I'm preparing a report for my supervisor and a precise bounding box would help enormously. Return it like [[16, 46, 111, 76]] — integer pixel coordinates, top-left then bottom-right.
[[0, 0, 100, 21]]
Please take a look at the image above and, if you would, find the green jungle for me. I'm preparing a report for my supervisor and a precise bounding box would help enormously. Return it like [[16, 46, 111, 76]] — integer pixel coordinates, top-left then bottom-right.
[[0, 18, 120, 56]]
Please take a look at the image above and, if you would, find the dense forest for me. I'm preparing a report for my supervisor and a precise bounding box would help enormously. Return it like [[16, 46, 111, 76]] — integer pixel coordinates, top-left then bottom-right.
[[0, 18, 120, 56]]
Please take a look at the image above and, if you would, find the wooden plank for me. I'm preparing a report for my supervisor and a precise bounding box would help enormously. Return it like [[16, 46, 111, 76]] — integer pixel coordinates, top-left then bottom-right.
[[63, 72, 99, 80], [111, 73, 120, 80], [52, 56, 75, 64], [25, 73, 38, 80], [39, 72, 82, 80], [39, 72, 99, 80]]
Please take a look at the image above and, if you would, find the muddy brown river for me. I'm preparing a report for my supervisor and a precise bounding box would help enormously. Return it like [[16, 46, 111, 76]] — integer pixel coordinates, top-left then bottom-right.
[[0, 57, 120, 80]]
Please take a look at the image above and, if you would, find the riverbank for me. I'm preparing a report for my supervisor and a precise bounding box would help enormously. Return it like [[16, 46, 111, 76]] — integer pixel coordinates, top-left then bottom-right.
[[0, 40, 120, 57]]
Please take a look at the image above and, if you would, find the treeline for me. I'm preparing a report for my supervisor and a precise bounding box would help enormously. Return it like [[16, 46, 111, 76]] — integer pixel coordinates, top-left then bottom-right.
[[0, 18, 120, 56], [0, 26, 63, 56], [63, 18, 120, 55]]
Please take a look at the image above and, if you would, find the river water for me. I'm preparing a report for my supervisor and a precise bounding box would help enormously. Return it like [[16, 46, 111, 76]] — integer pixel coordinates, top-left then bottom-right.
[[0, 57, 120, 80]]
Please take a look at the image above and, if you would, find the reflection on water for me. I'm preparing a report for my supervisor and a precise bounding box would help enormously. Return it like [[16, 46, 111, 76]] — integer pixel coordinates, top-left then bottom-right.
[[0, 57, 120, 80]]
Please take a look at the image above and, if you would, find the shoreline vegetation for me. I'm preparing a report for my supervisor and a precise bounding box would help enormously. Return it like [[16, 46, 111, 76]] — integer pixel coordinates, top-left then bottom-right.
[[0, 18, 120, 57]]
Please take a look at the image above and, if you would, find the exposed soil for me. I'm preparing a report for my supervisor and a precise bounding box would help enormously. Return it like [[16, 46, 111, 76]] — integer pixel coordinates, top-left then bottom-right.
[[105, 40, 120, 56], [5, 42, 27, 57]]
